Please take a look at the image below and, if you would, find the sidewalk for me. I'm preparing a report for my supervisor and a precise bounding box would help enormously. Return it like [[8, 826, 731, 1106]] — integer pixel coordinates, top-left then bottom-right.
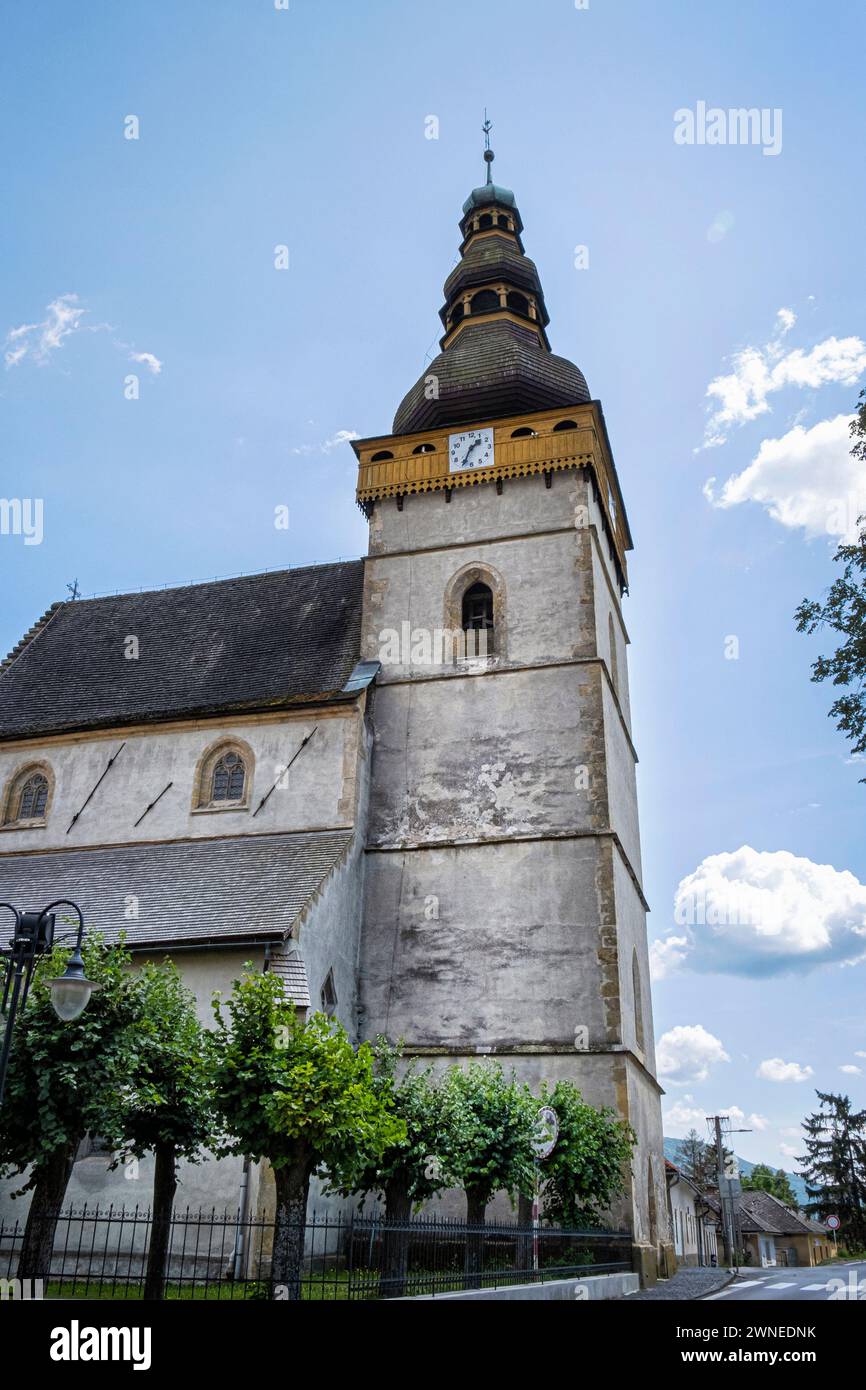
[[628, 1267, 735, 1301]]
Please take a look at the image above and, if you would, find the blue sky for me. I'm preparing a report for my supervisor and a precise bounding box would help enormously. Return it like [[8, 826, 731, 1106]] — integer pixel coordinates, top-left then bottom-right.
[[2, 0, 865, 1170]]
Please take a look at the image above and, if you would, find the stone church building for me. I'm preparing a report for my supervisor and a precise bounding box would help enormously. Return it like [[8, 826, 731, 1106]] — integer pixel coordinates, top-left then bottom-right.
[[0, 160, 669, 1280]]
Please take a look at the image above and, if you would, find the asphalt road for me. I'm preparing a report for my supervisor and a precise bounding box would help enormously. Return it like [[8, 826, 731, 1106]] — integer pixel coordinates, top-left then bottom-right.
[[706, 1259, 866, 1302]]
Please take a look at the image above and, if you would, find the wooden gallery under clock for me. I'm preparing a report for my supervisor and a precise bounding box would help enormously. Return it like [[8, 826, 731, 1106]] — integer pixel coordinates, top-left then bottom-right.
[[0, 161, 670, 1282]]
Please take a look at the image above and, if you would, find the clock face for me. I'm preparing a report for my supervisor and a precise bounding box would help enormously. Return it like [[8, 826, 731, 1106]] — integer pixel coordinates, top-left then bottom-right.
[[448, 427, 494, 474]]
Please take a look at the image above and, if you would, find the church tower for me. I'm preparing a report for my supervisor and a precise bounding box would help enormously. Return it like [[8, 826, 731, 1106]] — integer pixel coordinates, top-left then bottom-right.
[[353, 136, 669, 1281]]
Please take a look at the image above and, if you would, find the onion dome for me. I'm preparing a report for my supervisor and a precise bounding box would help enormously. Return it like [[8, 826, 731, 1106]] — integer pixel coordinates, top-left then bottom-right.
[[393, 128, 590, 435]]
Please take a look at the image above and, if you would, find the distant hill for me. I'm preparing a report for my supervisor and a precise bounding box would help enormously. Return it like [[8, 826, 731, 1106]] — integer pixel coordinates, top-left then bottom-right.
[[663, 1136, 811, 1208]]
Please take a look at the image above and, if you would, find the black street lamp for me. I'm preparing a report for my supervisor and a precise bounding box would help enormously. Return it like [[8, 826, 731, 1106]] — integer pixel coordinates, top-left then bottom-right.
[[0, 899, 100, 1107]]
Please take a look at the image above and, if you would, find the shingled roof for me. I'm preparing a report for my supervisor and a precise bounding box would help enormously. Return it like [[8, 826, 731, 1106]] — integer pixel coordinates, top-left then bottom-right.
[[0, 829, 354, 950], [0, 560, 365, 740], [736, 1190, 823, 1237]]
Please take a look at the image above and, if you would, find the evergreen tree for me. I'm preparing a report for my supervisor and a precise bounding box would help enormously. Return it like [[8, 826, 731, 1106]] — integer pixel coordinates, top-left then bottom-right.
[[799, 1090, 866, 1248], [676, 1129, 716, 1188], [741, 1162, 798, 1208]]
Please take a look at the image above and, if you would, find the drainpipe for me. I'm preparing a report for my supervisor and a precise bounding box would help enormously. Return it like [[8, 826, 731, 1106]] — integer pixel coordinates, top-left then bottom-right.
[[232, 1156, 252, 1282]]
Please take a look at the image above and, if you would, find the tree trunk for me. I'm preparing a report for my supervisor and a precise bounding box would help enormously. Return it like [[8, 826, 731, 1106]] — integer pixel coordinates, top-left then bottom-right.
[[17, 1142, 77, 1282], [143, 1141, 177, 1301], [380, 1174, 412, 1298], [271, 1155, 311, 1301], [463, 1188, 487, 1289], [517, 1192, 534, 1276]]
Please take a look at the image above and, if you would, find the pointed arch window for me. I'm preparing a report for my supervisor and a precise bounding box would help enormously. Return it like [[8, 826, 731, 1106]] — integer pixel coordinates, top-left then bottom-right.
[[193, 739, 254, 811], [608, 612, 619, 695], [2, 763, 54, 828]]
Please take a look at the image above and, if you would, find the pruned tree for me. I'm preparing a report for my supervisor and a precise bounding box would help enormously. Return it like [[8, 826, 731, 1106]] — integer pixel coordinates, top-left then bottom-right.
[[112, 961, 216, 1300], [438, 1061, 537, 1288], [536, 1080, 635, 1228], [0, 935, 142, 1280], [324, 1038, 448, 1297], [799, 1090, 866, 1249], [795, 391, 866, 775], [211, 971, 403, 1299]]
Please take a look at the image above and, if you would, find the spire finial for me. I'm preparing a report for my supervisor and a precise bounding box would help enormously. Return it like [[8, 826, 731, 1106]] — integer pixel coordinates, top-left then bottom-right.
[[482, 110, 494, 185]]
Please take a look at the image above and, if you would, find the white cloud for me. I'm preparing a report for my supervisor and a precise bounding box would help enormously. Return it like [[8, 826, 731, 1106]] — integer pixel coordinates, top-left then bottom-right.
[[757, 1057, 814, 1083], [706, 414, 865, 541], [779, 1142, 800, 1159], [749, 1114, 770, 1131], [291, 429, 359, 456], [4, 293, 87, 368], [780, 1126, 802, 1138], [662, 1100, 709, 1137], [657, 1025, 730, 1084], [700, 308, 866, 448], [654, 846, 866, 978], [840, 1064, 862, 1075], [649, 934, 690, 982], [856, 1051, 866, 1059], [129, 350, 162, 375]]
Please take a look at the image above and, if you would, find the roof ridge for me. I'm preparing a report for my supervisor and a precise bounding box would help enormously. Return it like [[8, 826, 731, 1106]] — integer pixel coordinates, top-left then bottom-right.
[[0, 601, 64, 675], [61, 555, 366, 607]]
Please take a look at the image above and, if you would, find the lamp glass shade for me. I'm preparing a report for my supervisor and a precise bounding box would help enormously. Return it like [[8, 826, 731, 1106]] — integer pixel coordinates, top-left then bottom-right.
[[46, 975, 100, 1022]]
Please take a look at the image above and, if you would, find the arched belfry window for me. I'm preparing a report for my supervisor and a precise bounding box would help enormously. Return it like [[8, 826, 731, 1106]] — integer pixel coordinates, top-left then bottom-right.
[[444, 563, 505, 664], [470, 288, 500, 315], [462, 582, 494, 638], [632, 948, 645, 1054], [553, 419, 578, 432], [193, 739, 253, 811], [2, 762, 54, 827]]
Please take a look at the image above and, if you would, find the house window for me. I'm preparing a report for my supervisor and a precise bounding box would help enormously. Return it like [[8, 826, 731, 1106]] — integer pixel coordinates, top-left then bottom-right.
[[194, 739, 253, 811], [2, 763, 53, 827], [321, 970, 338, 1018]]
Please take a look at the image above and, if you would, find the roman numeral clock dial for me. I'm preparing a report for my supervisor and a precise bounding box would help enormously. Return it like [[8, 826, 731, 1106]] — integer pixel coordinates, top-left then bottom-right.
[[448, 427, 494, 473]]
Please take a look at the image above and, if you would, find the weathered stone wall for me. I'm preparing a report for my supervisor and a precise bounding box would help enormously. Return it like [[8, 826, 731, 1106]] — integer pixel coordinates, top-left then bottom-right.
[[360, 466, 666, 1267]]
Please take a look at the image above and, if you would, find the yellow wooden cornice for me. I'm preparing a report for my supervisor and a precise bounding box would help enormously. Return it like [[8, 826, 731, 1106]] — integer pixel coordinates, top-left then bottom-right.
[[354, 401, 631, 584]]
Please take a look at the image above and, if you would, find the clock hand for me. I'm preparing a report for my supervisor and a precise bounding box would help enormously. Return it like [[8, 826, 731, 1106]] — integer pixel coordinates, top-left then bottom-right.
[[461, 438, 482, 467]]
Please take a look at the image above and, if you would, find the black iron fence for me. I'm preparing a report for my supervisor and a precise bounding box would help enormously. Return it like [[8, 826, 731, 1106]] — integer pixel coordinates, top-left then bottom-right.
[[0, 1205, 631, 1300]]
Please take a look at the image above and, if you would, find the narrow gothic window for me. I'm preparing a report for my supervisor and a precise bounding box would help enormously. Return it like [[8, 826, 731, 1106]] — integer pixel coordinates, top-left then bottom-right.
[[211, 752, 246, 803], [18, 773, 48, 820], [632, 948, 645, 1053], [321, 969, 338, 1018], [608, 612, 619, 694]]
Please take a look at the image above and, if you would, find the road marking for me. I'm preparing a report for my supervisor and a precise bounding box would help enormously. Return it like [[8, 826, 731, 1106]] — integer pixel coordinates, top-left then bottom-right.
[[765, 1280, 797, 1288], [801, 1283, 828, 1291]]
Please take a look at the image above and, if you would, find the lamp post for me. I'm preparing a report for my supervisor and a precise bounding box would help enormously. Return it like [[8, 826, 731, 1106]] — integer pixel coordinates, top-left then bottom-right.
[[0, 899, 100, 1108]]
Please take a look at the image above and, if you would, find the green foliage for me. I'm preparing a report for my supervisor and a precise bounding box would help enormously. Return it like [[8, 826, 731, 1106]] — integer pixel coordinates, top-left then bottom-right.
[[437, 1061, 537, 1206], [210, 970, 403, 1179], [741, 1163, 798, 1208], [537, 1080, 635, 1227], [110, 960, 216, 1165], [324, 1038, 448, 1207], [795, 391, 866, 775], [0, 934, 143, 1193]]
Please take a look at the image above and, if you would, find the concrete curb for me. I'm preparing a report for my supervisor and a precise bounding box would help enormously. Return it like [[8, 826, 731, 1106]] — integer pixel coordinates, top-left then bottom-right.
[[694, 1268, 738, 1299], [398, 1270, 640, 1301]]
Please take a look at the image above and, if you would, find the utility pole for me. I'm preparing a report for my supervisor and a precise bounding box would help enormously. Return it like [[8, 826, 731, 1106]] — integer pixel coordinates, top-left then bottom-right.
[[708, 1114, 751, 1268]]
